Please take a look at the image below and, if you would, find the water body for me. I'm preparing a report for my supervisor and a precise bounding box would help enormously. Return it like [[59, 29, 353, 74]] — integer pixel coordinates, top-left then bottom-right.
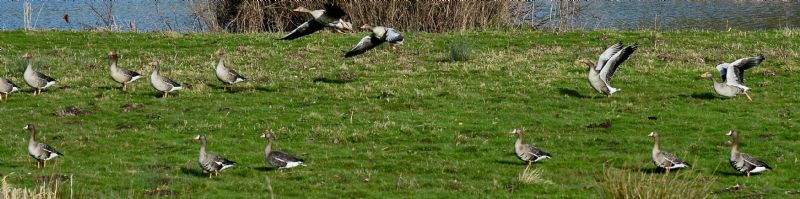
[[0, 1, 798, 32]]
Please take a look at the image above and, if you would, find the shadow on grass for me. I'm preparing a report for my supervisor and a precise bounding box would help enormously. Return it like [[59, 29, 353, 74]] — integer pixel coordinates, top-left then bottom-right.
[[180, 166, 207, 178], [254, 166, 276, 172], [714, 170, 753, 177], [312, 77, 355, 84], [494, 159, 521, 165], [204, 83, 249, 94], [687, 92, 723, 100], [254, 86, 279, 93], [558, 88, 592, 99]]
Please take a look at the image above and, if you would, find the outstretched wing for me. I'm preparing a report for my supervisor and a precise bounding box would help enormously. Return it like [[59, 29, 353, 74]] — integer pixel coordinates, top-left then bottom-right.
[[323, 3, 347, 19], [715, 63, 730, 83], [343, 35, 385, 57], [726, 55, 764, 86], [277, 19, 326, 40], [385, 28, 404, 44], [596, 43, 623, 71], [599, 44, 637, 83]]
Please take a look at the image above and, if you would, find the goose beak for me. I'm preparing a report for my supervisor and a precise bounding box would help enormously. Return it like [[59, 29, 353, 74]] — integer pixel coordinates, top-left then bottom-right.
[[292, 7, 302, 12], [260, 133, 267, 138], [725, 131, 733, 136], [193, 135, 202, 140], [648, 132, 655, 137], [744, 91, 753, 102]]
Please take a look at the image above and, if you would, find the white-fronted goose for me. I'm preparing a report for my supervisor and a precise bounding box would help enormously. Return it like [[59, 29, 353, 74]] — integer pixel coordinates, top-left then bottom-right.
[[261, 130, 305, 169], [194, 135, 236, 178], [24, 124, 63, 168], [277, 4, 347, 40], [726, 130, 771, 177], [648, 132, 690, 176], [343, 24, 404, 57], [701, 55, 764, 101], [510, 129, 551, 166], [214, 49, 247, 91], [22, 53, 58, 95], [0, 77, 20, 101], [578, 43, 637, 96], [148, 61, 183, 98], [108, 51, 142, 92]]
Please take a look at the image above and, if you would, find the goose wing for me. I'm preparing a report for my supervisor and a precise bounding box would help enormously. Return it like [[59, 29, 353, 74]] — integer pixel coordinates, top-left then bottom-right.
[[596, 43, 623, 71], [599, 44, 637, 83], [2, 78, 18, 87], [271, 151, 304, 163], [322, 4, 347, 20], [725, 55, 764, 86], [34, 71, 57, 83], [715, 63, 730, 83], [207, 153, 237, 167], [157, 75, 182, 87], [343, 35, 385, 57], [385, 28, 404, 44], [741, 153, 771, 169], [658, 151, 688, 166], [37, 143, 64, 156], [277, 20, 326, 40], [523, 144, 551, 158]]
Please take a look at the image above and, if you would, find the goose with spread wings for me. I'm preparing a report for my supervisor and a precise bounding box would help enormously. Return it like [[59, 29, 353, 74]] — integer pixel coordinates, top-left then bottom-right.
[[701, 55, 764, 101], [277, 4, 348, 40], [578, 43, 637, 96], [343, 24, 404, 57]]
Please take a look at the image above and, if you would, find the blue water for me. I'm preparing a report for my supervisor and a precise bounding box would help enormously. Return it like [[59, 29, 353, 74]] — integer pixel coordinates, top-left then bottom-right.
[[1, 1, 798, 32]]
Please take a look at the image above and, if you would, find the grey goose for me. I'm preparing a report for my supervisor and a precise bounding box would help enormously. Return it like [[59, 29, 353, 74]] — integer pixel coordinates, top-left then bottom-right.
[[510, 129, 551, 166], [0, 77, 20, 101], [578, 43, 637, 97], [261, 130, 305, 169], [701, 55, 765, 101], [648, 132, 690, 175], [24, 124, 63, 168], [148, 61, 183, 98], [277, 4, 347, 40], [194, 135, 236, 178], [22, 53, 58, 95], [343, 24, 404, 57], [108, 51, 142, 92], [214, 49, 247, 91], [726, 130, 771, 177]]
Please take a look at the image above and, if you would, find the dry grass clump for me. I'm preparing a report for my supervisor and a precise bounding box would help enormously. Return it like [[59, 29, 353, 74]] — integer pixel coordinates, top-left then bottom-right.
[[598, 168, 715, 199], [448, 40, 472, 62], [518, 166, 553, 185], [1, 176, 61, 199]]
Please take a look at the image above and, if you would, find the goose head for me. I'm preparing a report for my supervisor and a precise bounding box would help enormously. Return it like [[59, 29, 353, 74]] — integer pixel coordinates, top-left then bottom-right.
[[726, 130, 737, 137], [108, 51, 119, 60], [360, 24, 373, 30], [194, 134, 206, 141], [700, 71, 713, 79], [335, 19, 353, 32], [510, 128, 523, 137], [148, 60, 161, 70], [292, 6, 311, 13], [21, 53, 32, 60], [577, 59, 594, 69], [215, 49, 224, 57], [647, 131, 658, 137], [23, 124, 34, 130], [260, 130, 273, 139]]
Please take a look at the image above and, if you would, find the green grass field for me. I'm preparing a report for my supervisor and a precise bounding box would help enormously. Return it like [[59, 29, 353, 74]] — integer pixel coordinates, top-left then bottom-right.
[[0, 30, 798, 198]]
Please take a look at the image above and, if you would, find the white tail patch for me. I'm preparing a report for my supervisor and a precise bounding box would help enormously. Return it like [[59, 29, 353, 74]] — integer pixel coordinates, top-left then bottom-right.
[[11, 87, 19, 92], [608, 86, 619, 94], [667, 163, 689, 169], [169, 86, 183, 92], [750, 166, 769, 173], [283, 161, 305, 168], [43, 81, 57, 88], [45, 153, 60, 160], [130, 76, 142, 82], [233, 78, 245, 83]]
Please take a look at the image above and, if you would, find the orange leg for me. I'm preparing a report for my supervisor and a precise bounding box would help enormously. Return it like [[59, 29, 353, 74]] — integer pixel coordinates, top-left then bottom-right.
[[665, 168, 670, 176], [122, 83, 127, 92]]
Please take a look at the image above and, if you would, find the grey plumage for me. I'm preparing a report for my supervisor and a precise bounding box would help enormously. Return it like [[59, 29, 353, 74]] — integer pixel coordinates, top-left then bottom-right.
[[22, 53, 58, 95], [0, 77, 20, 100], [24, 124, 63, 169], [108, 51, 142, 92], [343, 24, 404, 57], [510, 129, 551, 165], [580, 43, 637, 96], [195, 135, 236, 178], [726, 130, 771, 176], [277, 4, 347, 40], [148, 61, 183, 98], [261, 130, 305, 169], [702, 55, 765, 101], [648, 132, 690, 175], [214, 49, 246, 91]]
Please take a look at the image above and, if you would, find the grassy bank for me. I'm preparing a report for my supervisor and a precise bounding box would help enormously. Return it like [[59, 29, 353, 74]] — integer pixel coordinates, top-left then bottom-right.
[[0, 30, 798, 198]]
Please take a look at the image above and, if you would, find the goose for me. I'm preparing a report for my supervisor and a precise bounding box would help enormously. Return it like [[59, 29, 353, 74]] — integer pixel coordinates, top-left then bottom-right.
[[510, 129, 551, 166], [726, 130, 771, 177], [330, 19, 353, 33], [108, 51, 142, 92], [194, 135, 236, 178], [648, 132, 690, 176], [700, 55, 764, 101], [214, 49, 247, 91], [261, 130, 305, 169], [343, 24, 404, 57], [277, 4, 348, 40], [24, 124, 63, 169], [22, 53, 58, 95], [148, 61, 183, 98], [578, 43, 637, 97], [0, 77, 20, 101]]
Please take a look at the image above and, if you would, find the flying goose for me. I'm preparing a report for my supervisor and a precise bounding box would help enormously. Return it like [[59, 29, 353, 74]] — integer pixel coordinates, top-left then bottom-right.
[[148, 61, 183, 98], [578, 43, 637, 96], [343, 24, 404, 57], [510, 129, 551, 166], [726, 130, 771, 177], [24, 124, 63, 168], [194, 135, 236, 178], [108, 51, 142, 92], [22, 53, 58, 95], [648, 132, 690, 176], [700, 55, 765, 101], [214, 49, 247, 91], [0, 77, 20, 101], [261, 130, 305, 169], [277, 4, 348, 40], [330, 19, 353, 33]]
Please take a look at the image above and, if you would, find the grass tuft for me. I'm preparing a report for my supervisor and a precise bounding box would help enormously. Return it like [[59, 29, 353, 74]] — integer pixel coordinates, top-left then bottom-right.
[[448, 40, 472, 62], [1, 175, 64, 199], [517, 166, 553, 185], [598, 167, 715, 199]]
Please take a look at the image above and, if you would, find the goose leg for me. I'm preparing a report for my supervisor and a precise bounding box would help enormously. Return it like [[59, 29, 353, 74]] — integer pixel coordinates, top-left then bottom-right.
[[43, 161, 46, 168], [746, 172, 750, 177], [163, 92, 168, 98], [744, 91, 753, 102], [208, 173, 212, 178], [122, 82, 127, 92], [36, 161, 41, 169], [665, 168, 670, 176]]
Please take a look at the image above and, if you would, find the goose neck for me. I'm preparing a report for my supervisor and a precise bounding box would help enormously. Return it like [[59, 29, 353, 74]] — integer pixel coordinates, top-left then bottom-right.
[[199, 139, 206, 156], [28, 127, 36, 144], [265, 138, 273, 155]]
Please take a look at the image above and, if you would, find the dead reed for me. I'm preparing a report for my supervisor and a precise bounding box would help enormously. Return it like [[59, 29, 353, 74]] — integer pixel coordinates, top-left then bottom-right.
[[598, 167, 715, 199], [1, 175, 63, 199]]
